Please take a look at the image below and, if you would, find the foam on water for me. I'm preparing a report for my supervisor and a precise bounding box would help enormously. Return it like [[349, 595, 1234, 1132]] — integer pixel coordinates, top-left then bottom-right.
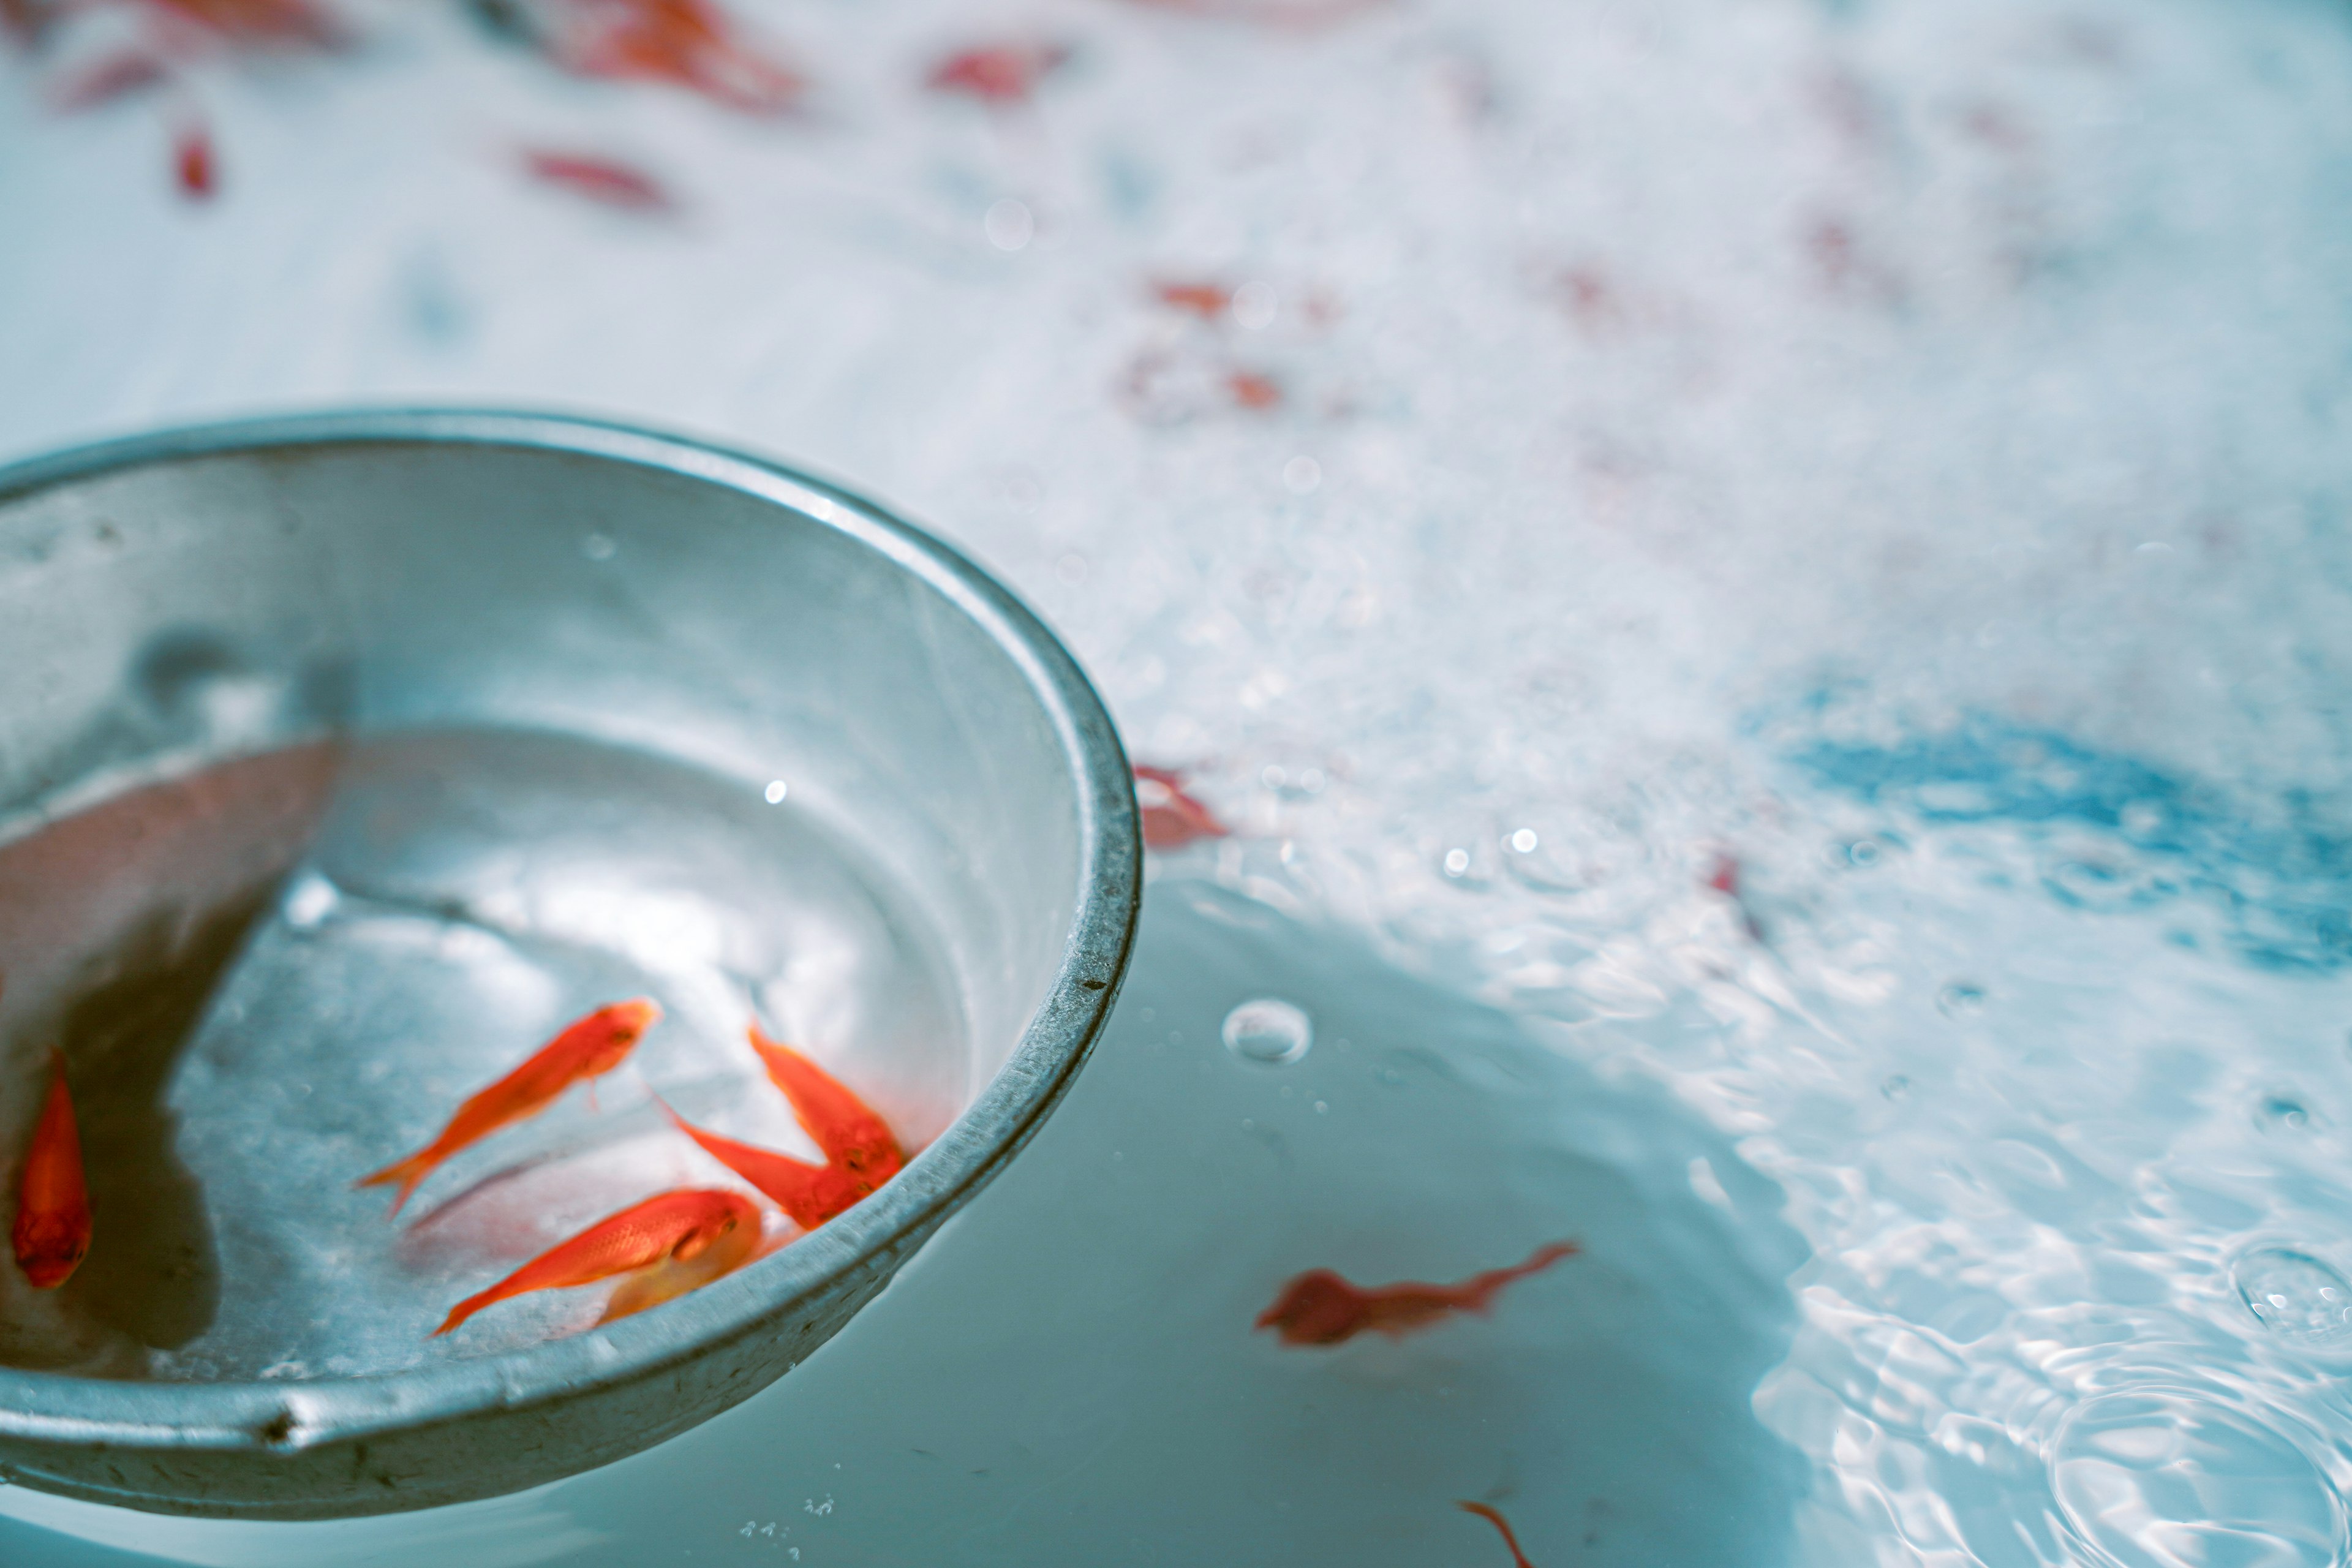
[[4, 0, 2352, 1559]]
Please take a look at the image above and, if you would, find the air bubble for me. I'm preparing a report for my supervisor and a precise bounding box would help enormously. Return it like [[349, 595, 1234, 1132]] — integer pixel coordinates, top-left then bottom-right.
[[1508, 829, 1539, 854], [1222, 998, 1313, 1065], [2234, 1248, 2352, 1352], [581, 532, 617, 561], [1881, 1074, 1910, 1100], [764, 780, 789, 804], [1443, 848, 1471, 876], [985, 198, 1034, 252]]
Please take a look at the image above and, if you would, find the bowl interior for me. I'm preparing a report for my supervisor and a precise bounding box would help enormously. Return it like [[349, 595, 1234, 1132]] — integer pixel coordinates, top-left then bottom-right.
[[0, 426, 1089, 1385]]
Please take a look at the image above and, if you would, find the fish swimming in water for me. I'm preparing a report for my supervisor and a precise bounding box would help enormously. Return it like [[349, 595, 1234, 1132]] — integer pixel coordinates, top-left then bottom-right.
[[927, 42, 1068, 104], [12, 1049, 91, 1290], [656, 1096, 865, 1231], [435, 1187, 756, 1335], [1255, 1240, 1578, 1346], [596, 1199, 762, 1324], [747, 1025, 903, 1191], [520, 147, 675, 211], [658, 1026, 905, 1229], [359, 998, 661, 1216], [1134, 763, 1229, 850]]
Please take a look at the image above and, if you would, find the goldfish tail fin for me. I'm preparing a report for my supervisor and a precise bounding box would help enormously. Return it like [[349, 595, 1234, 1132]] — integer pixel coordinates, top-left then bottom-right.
[[1523, 1240, 1579, 1273], [355, 1147, 438, 1216], [658, 1089, 840, 1229], [434, 1287, 496, 1336]]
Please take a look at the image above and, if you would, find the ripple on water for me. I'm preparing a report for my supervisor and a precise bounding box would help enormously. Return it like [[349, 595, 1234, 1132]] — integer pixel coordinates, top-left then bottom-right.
[[2234, 1248, 2352, 1355], [2052, 1392, 2345, 1568], [1221, 998, 1312, 1065]]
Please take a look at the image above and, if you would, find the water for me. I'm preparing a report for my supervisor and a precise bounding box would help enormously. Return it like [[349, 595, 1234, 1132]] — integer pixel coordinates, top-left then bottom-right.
[[0, 729, 962, 1381], [6, 0, 2352, 1558]]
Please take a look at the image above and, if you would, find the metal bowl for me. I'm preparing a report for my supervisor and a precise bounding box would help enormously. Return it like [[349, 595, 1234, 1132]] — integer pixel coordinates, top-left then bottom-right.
[[0, 412, 1139, 1518]]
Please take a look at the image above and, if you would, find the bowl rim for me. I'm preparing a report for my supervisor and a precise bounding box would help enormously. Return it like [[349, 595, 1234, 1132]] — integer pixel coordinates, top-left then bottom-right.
[[0, 408, 1141, 1464]]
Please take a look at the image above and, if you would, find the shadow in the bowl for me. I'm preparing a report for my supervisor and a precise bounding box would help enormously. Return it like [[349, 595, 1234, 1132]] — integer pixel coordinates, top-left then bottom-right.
[[0, 893, 271, 1376], [52, 897, 267, 1355]]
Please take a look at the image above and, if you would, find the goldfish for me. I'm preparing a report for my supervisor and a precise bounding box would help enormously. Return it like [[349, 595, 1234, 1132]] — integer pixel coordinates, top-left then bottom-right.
[[1226, 369, 1283, 410], [138, 0, 342, 46], [175, 121, 216, 200], [656, 1098, 864, 1232], [748, 1026, 902, 1190], [657, 1024, 904, 1230], [1254, 1240, 1578, 1346], [435, 1188, 756, 1335], [359, 998, 660, 1216], [12, 1049, 91, 1290], [926, 43, 1068, 105], [597, 1199, 760, 1324], [1458, 1501, 1536, 1567], [1133, 764, 1229, 851], [521, 148, 674, 211], [1153, 281, 1231, 319], [530, 0, 803, 114]]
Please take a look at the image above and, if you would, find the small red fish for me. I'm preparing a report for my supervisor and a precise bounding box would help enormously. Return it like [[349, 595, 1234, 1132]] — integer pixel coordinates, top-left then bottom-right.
[[541, 0, 803, 114], [140, 0, 342, 47], [1134, 763, 1229, 850], [175, 121, 216, 200], [1255, 1240, 1578, 1346], [927, 43, 1068, 104], [1458, 1501, 1536, 1567], [12, 1049, 91, 1290], [657, 1025, 904, 1230], [1227, 369, 1282, 410], [597, 1197, 761, 1324], [1706, 853, 1739, 897], [521, 148, 674, 211], [747, 1025, 904, 1190], [1153, 280, 1231, 318], [656, 1097, 864, 1232], [435, 1187, 755, 1334], [358, 998, 661, 1216]]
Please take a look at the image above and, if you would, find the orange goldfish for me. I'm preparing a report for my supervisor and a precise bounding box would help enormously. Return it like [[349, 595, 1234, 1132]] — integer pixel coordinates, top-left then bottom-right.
[[175, 121, 216, 200], [748, 1026, 903, 1191], [520, 147, 675, 211], [596, 1197, 761, 1324], [436, 1187, 755, 1334], [926, 43, 1069, 105], [360, 998, 660, 1216], [657, 1025, 904, 1230], [1458, 1501, 1536, 1567], [1134, 763, 1229, 850], [12, 1049, 91, 1290], [1153, 280, 1231, 319], [538, 0, 803, 114], [1254, 1240, 1578, 1346], [1226, 369, 1283, 410], [655, 1098, 864, 1232]]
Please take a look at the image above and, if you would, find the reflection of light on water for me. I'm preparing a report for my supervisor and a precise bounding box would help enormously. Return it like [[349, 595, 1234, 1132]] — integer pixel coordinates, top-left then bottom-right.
[[2052, 1392, 2344, 1568]]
